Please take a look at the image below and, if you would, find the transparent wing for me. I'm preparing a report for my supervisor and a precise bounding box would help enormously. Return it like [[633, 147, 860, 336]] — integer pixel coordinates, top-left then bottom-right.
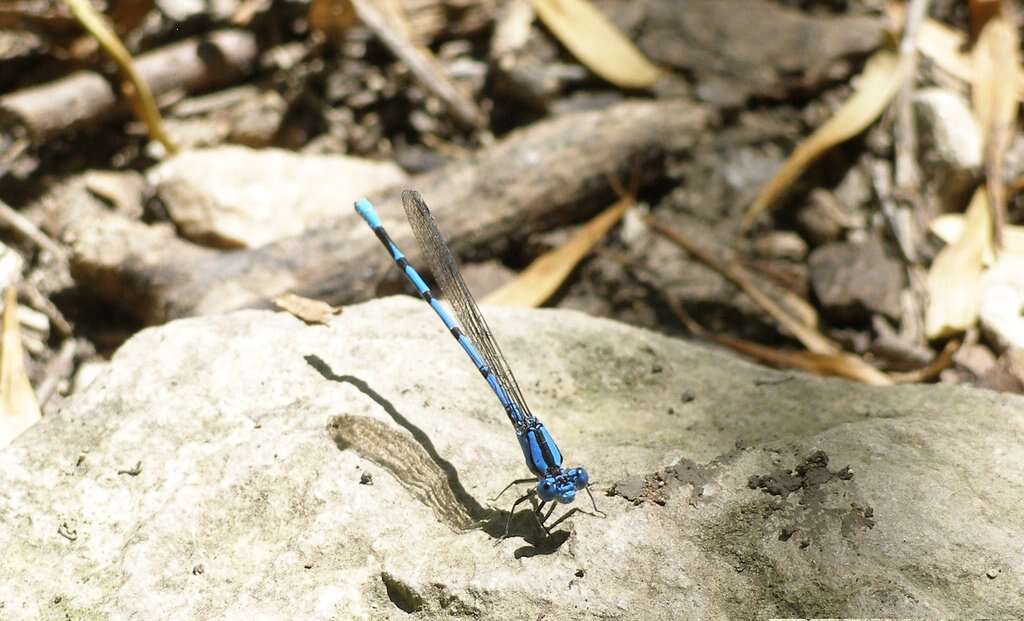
[[401, 190, 536, 428]]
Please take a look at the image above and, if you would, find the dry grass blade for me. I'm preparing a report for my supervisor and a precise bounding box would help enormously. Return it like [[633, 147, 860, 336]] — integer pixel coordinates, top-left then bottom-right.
[[743, 49, 909, 230], [0, 287, 42, 448], [64, 0, 177, 154], [970, 2, 1020, 247], [925, 187, 992, 338], [273, 293, 342, 325], [482, 196, 633, 307], [529, 0, 661, 89], [646, 215, 837, 354], [662, 290, 893, 385]]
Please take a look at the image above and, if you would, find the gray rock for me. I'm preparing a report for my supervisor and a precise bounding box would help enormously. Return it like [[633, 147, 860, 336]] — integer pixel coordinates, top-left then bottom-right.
[[1, 297, 1021, 618], [809, 239, 904, 321], [914, 88, 982, 213], [148, 146, 406, 248]]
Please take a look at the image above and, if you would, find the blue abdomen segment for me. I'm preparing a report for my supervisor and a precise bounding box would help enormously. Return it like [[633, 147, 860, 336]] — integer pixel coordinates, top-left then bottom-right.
[[518, 422, 563, 476], [355, 197, 526, 430]]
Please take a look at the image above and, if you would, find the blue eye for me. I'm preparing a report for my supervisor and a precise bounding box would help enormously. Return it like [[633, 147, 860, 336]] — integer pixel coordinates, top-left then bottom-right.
[[573, 468, 590, 490], [538, 478, 558, 501]]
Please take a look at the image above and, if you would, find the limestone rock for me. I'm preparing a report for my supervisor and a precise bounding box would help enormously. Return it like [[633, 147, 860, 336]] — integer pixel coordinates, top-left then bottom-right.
[[0, 298, 1021, 618]]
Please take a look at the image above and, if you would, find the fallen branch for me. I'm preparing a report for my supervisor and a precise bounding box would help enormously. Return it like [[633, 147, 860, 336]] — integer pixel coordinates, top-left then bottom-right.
[[0, 29, 258, 144], [49, 100, 711, 324]]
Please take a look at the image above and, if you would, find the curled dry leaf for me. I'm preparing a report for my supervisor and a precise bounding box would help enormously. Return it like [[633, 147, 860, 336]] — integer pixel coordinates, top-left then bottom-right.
[[274, 293, 342, 325], [482, 196, 633, 307], [0, 287, 42, 448], [529, 0, 661, 89], [743, 49, 910, 229], [925, 187, 992, 339]]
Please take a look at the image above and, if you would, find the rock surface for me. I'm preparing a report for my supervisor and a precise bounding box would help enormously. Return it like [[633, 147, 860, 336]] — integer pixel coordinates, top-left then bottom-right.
[[1, 297, 1022, 619], [809, 238, 904, 321], [148, 146, 407, 248]]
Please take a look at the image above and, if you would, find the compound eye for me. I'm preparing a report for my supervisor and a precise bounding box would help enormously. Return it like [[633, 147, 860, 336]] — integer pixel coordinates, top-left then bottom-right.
[[573, 468, 590, 490], [538, 478, 558, 501]]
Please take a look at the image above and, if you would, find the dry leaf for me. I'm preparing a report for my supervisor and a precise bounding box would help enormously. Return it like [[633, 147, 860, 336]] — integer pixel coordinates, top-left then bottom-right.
[[743, 49, 910, 229], [0, 287, 42, 448], [308, 0, 357, 39], [529, 0, 661, 89], [925, 187, 992, 338], [971, 4, 1021, 246], [483, 196, 632, 307], [274, 293, 342, 325], [930, 214, 1024, 260]]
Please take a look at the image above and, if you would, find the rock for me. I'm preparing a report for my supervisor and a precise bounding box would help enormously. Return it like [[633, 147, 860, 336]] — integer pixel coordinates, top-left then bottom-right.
[[0, 241, 24, 289], [148, 146, 407, 248], [809, 239, 904, 321], [1, 297, 1022, 618], [913, 88, 982, 212], [752, 230, 808, 261], [980, 348, 1024, 394], [979, 254, 1024, 351], [639, 0, 883, 105], [914, 89, 982, 172], [798, 189, 860, 246]]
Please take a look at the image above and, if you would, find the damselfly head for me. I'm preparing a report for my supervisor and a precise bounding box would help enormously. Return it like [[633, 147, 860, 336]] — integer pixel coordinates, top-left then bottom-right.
[[538, 467, 590, 504]]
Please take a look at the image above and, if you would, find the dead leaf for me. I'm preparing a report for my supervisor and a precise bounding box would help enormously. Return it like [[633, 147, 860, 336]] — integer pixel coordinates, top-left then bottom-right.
[[529, 0, 661, 89], [308, 0, 357, 39], [970, 3, 1021, 246], [743, 49, 910, 229], [483, 196, 632, 307], [0, 287, 42, 448], [930, 214, 1024, 261], [925, 187, 992, 338], [274, 293, 342, 325]]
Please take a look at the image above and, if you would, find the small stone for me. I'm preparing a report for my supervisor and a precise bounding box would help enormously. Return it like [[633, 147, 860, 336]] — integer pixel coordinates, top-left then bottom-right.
[[798, 189, 855, 245], [809, 238, 904, 321], [752, 231, 808, 261], [979, 255, 1024, 350], [953, 344, 998, 379]]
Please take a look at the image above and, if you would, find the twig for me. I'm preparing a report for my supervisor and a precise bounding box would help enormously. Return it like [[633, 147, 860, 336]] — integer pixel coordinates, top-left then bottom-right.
[[0, 30, 258, 144], [0, 198, 66, 260], [20, 281, 73, 338], [36, 338, 77, 407], [645, 215, 837, 354], [645, 214, 894, 385], [893, 0, 930, 195], [350, 0, 485, 129]]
